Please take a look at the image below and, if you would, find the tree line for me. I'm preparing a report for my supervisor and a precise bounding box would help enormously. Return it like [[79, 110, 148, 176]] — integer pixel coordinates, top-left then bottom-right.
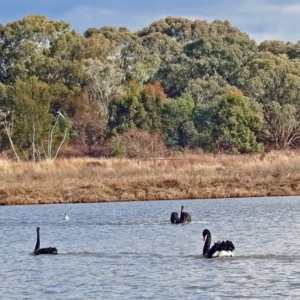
[[1, 15, 300, 161]]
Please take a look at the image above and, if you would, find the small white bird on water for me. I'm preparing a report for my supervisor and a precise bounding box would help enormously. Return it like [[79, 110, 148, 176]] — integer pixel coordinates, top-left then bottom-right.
[[64, 213, 69, 220]]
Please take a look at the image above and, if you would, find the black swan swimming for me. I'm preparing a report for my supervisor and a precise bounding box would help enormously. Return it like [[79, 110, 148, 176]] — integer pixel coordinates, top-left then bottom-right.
[[202, 229, 235, 258], [170, 206, 191, 224], [34, 227, 58, 255]]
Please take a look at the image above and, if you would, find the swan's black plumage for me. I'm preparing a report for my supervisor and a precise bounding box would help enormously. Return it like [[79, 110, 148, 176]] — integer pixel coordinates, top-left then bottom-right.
[[202, 229, 235, 258], [34, 227, 57, 255], [170, 206, 191, 224], [170, 212, 180, 223]]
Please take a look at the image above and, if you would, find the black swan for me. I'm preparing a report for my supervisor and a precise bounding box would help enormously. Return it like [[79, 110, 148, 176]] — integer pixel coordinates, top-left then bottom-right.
[[202, 229, 235, 258], [170, 206, 191, 224], [34, 227, 58, 255]]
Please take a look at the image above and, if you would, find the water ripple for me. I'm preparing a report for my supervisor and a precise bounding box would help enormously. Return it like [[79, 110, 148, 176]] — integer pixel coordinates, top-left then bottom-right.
[[1, 196, 300, 299]]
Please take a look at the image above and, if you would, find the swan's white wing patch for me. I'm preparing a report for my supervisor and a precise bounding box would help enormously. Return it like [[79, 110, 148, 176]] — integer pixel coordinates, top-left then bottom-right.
[[212, 251, 220, 258], [218, 250, 234, 258], [211, 250, 234, 258]]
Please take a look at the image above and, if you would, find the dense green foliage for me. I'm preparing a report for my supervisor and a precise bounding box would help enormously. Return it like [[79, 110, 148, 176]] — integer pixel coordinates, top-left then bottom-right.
[[1, 15, 300, 160], [193, 89, 263, 153]]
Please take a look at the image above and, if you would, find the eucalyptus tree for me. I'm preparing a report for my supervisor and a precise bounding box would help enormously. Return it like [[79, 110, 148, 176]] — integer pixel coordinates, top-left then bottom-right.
[[155, 53, 196, 97], [83, 26, 169, 139], [137, 17, 237, 44], [235, 52, 300, 149], [137, 17, 202, 97], [82, 58, 125, 120], [162, 92, 197, 149], [287, 41, 300, 59], [84, 26, 150, 81], [108, 81, 143, 135], [130, 53, 161, 84], [0, 16, 121, 156], [155, 28, 256, 97], [193, 89, 263, 153], [138, 30, 185, 97], [183, 31, 257, 81], [108, 81, 167, 135], [185, 77, 230, 105], [0, 77, 73, 161], [139, 31, 182, 58], [0, 15, 77, 85], [138, 17, 257, 97], [258, 40, 289, 55], [137, 16, 196, 44]]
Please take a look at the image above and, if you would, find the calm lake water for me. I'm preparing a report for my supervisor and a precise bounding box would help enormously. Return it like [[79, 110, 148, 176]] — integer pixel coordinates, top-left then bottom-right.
[[1, 196, 300, 299]]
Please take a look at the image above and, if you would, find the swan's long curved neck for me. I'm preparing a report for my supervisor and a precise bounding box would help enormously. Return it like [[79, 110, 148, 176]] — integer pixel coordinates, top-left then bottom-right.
[[203, 235, 211, 257], [179, 212, 183, 221], [35, 229, 40, 251]]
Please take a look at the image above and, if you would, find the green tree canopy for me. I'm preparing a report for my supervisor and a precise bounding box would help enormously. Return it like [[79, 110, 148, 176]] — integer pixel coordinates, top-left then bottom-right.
[[0, 15, 72, 84], [258, 40, 289, 55], [162, 92, 196, 149], [108, 81, 167, 135], [235, 52, 300, 149], [183, 32, 257, 81], [193, 89, 263, 153], [0, 77, 73, 161]]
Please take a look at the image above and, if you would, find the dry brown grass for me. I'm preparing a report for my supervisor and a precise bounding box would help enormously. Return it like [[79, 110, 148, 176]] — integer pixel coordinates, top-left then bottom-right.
[[1, 150, 300, 205]]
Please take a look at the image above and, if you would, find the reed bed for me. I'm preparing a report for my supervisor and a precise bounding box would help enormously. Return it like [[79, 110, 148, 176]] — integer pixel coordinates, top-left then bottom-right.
[[1, 151, 300, 205]]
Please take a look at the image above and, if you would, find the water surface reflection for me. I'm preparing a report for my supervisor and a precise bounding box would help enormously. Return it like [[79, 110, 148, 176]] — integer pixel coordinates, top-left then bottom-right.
[[1, 196, 300, 299]]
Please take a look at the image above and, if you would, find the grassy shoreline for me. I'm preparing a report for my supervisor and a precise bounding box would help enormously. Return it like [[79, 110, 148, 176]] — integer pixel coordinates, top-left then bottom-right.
[[1, 151, 300, 206]]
